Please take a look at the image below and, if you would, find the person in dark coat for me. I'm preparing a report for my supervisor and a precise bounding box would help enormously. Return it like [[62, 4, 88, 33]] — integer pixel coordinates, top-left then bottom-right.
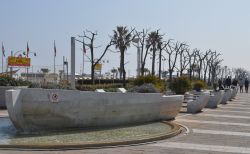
[[232, 78, 238, 87], [245, 78, 249, 93], [218, 79, 224, 90], [225, 76, 232, 88], [239, 78, 244, 93]]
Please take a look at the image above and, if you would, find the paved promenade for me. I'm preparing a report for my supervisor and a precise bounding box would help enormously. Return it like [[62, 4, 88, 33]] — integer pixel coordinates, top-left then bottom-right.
[[1, 93, 250, 154]]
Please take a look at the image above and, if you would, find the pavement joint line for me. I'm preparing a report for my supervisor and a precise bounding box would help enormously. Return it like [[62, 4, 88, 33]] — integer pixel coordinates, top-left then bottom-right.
[[176, 113, 191, 118], [176, 119, 250, 127], [219, 106, 250, 110], [204, 110, 250, 114], [198, 113, 250, 119], [152, 142, 250, 153], [192, 129, 250, 137], [226, 104, 250, 106]]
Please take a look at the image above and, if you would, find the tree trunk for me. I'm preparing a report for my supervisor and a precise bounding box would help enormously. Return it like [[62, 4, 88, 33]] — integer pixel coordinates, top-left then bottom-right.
[[91, 48, 95, 84], [180, 53, 183, 76], [169, 70, 173, 82], [141, 62, 145, 76], [91, 64, 95, 85], [198, 62, 202, 80], [208, 66, 211, 86], [158, 49, 162, 79], [203, 70, 207, 82], [189, 69, 192, 79], [119, 63, 122, 80], [123, 69, 126, 87], [151, 47, 156, 76], [121, 50, 126, 87]]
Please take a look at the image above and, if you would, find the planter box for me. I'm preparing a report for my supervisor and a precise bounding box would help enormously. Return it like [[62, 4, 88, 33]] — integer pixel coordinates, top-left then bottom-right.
[[0, 86, 12, 108], [206, 90, 224, 108], [187, 91, 210, 113], [230, 87, 238, 100], [0, 86, 28, 108], [6, 88, 184, 132], [221, 88, 232, 104]]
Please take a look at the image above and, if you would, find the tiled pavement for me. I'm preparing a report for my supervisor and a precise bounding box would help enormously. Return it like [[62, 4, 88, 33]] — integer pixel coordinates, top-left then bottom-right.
[[1, 93, 250, 154]]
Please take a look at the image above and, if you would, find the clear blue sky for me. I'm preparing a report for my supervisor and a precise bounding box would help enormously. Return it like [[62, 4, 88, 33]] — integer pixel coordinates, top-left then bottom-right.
[[1, 0, 250, 76]]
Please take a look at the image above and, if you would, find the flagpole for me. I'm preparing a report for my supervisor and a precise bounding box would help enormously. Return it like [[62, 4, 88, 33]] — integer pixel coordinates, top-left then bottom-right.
[[53, 40, 56, 84], [54, 55, 55, 74], [1, 51, 3, 73], [82, 38, 85, 75], [54, 40, 56, 74], [1, 42, 3, 73], [26, 42, 29, 81]]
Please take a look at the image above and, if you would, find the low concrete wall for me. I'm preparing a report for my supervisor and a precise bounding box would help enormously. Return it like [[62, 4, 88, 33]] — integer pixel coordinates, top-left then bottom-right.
[[6, 88, 184, 132], [206, 90, 224, 108]]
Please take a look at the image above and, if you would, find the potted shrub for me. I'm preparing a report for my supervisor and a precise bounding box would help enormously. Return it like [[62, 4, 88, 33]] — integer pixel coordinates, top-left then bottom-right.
[[193, 80, 207, 92], [132, 75, 166, 92], [169, 77, 192, 94]]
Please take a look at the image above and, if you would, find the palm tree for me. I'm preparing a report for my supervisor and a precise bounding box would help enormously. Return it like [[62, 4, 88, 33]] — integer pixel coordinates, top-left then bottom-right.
[[112, 26, 135, 87], [147, 31, 161, 76]]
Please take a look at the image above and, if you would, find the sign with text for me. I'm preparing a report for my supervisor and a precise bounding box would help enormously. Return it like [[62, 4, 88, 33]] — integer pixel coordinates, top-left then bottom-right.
[[8, 56, 31, 66], [94, 63, 102, 70]]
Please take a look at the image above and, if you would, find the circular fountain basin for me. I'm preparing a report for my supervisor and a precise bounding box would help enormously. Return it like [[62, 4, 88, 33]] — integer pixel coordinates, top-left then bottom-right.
[[0, 117, 181, 150]]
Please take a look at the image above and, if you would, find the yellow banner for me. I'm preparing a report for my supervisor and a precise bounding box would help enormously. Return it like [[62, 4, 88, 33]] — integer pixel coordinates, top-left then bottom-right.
[[8, 56, 31, 66], [94, 63, 102, 70]]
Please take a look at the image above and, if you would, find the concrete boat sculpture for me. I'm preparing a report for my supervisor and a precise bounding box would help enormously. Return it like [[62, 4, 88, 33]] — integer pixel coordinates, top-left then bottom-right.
[[6, 88, 183, 132], [0, 86, 28, 108], [186, 91, 210, 113], [206, 90, 224, 108], [0, 86, 12, 108], [221, 88, 232, 104]]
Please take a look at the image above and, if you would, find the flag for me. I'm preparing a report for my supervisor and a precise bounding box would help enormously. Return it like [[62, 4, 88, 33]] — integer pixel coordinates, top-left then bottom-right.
[[83, 39, 86, 53], [1, 43, 5, 57], [26, 42, 29, 57], [54, 40, 56, 57]]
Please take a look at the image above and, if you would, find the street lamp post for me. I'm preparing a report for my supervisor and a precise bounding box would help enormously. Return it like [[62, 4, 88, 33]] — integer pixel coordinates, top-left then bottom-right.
[[132, 38, 141, 77], [71, 37, 75, 89], [23, 51, 37, 81]]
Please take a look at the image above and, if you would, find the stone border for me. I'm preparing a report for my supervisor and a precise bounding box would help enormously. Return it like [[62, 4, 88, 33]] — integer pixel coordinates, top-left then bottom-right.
[[0, 121, 182, 150]]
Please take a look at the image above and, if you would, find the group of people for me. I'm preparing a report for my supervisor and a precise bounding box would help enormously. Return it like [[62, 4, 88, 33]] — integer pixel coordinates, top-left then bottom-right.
[[218, 76, 249, 93], [238, 78, 249, 93]]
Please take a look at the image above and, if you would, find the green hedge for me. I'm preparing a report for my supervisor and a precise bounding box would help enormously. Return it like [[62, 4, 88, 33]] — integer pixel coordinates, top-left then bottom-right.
[[131, 75, 166, 92], [192, 80, 207, 91], [0, 77, 31, 86], [76, 84, 123, 92], [169, 77, 192, 94]]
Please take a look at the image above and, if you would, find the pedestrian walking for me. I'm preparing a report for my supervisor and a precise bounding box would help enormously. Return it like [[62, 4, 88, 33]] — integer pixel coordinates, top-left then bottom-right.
[[232, 78, 238, 87], [245, 78, 249, 93], [239, 78, 244, 93], [218, 79, 224, 90], [225, 76, 232, 88]]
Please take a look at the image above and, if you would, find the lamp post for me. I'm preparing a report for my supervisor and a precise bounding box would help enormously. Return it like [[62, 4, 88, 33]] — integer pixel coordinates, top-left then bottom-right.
[[71, 37, 75, 89], [132, 38, 141, 77], [23, 51, 37, 81]]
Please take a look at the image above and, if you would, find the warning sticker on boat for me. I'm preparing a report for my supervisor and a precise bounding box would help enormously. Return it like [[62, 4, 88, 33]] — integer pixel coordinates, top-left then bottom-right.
[[50, 93, 59, 103]]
